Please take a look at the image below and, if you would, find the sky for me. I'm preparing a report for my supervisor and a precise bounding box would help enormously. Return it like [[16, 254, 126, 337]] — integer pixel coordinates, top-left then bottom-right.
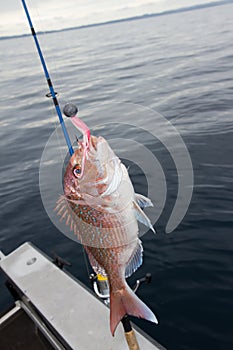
[[0, 0, 228, 37]]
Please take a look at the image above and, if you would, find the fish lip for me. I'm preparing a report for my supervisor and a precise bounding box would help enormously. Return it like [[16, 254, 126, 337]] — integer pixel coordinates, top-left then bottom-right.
[[69, 115, 92, 170], [86, 135, 98, 159], [76, 134, 93, 179], [69, 136, 96, 182]]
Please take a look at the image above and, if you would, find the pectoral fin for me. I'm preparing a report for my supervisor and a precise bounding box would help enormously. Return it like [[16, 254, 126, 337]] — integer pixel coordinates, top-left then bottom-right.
[[135, 193, 154, 208], [133, 201, 155, 233]]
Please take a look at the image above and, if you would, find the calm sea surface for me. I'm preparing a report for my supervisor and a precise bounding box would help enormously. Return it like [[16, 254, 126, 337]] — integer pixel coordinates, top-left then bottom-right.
[[1, 4, 233, 350]]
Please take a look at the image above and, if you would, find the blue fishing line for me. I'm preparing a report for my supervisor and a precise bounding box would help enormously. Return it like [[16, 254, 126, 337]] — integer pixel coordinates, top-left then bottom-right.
[[21, 0, 74, 156]]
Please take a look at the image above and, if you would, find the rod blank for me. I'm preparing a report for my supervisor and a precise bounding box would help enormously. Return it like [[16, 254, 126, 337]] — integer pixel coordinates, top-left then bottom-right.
[[21, 0, 74, 156]]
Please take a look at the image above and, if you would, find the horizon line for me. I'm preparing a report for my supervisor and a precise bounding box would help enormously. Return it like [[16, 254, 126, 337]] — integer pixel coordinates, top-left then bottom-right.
[[1, 0, 232, 41]]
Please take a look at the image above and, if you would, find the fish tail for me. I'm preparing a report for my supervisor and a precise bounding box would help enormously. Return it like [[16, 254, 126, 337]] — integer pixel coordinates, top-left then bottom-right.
[[110, 285, 158, 336]]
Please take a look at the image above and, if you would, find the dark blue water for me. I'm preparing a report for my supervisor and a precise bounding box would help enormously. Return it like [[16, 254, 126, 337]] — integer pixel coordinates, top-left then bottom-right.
[[1, 4, 233, 350]]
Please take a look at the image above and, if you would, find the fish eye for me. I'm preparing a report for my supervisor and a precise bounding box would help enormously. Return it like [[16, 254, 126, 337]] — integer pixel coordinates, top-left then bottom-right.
[[73, 164, 82, 177]]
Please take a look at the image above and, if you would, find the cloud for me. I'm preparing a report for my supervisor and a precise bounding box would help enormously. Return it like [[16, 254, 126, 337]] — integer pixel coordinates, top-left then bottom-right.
[[0, 0, 228, 37]]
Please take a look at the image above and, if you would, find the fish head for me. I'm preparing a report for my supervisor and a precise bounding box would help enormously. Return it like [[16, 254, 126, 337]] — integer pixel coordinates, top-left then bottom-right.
[[64, 135, 121, 200], [59, 133, 139, 249]]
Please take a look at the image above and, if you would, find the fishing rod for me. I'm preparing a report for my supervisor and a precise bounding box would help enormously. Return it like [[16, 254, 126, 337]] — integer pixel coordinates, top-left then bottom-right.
[[21, 2, 145, 349], [21, 0, 74, 156]]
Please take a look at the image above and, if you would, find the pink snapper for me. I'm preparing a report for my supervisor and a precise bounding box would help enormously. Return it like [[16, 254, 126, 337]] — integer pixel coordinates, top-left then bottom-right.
[[56, 132, 158, 335]]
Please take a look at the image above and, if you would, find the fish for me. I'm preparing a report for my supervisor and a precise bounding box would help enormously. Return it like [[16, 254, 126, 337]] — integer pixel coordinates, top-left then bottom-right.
[[56, 131, 158, 335]]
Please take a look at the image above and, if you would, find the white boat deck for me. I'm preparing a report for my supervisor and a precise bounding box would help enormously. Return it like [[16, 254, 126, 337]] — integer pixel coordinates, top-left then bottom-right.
[[0, 243, 165, 350]]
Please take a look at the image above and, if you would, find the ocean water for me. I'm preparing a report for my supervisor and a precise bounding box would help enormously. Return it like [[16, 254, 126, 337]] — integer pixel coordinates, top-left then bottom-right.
[[1, 3, 233, 350]]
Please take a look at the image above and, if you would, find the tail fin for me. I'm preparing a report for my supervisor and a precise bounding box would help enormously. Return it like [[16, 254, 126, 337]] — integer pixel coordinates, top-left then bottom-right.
[[110, 285, 158, 336]]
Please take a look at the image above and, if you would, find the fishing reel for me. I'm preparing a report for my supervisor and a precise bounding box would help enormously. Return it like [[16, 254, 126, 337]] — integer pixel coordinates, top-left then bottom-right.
[[90, 273, 110, 305], [90, 272, 152, 305], [133, 272, 152, 293]]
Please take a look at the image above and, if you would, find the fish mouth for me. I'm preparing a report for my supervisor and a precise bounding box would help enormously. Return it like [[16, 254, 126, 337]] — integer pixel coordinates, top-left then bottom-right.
[[70, 116, 98, 177]]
